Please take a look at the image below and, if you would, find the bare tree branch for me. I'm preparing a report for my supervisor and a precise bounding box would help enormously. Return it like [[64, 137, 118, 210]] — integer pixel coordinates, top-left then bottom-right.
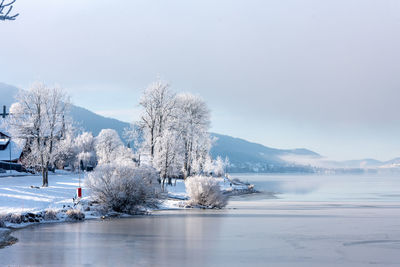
[[0, 0, 19, 21]]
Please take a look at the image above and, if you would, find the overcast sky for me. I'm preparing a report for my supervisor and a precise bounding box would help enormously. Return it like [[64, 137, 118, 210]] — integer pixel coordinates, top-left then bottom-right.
[[1, 0, 400, 161]]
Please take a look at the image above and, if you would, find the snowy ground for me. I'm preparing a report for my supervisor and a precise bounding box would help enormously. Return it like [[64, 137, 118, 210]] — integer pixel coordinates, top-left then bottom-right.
[[0, 170, 33, 178], [0, 173, 251, 215], [0, 172, 83, 215]]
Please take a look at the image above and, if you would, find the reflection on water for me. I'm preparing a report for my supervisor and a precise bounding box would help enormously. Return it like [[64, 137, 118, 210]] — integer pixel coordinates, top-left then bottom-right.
[[1, 174, 400, 266], [232, 173, 400, 202]]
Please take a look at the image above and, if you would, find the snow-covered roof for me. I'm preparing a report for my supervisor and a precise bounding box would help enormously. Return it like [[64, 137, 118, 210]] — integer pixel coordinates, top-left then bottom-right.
[[0, 139, 23, 161], [0, 128, 10, 138], [0, 138, 9, 146], [0, 124, 23, 161]]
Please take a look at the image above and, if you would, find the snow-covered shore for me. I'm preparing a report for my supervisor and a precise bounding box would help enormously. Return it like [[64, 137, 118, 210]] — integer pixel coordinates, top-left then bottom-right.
[[0, 172, 82, 246], [0, 172, 255, 247]]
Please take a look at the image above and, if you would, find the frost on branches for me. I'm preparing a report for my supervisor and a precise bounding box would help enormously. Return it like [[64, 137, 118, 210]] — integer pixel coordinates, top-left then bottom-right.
[[95, 129, 133, 165], [74, 132, 96, 170], [53, 130, 77, 169], [138, 81, 176, 159], [175, 93, 211, 178], [6, 83, 71, 187], [85, 162, 162, 214], [129, 80, 217, 182], [185, 176, 227, 208], [153, 129, 184, 187], [203, 156, 229, 177]]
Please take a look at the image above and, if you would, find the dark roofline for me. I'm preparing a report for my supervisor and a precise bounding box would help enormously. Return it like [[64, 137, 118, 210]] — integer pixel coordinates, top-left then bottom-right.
[[0, 131, 10, 138]]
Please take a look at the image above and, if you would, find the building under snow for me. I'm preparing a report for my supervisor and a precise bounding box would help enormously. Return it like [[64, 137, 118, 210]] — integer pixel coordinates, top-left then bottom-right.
[[0, 129, 23, 171]]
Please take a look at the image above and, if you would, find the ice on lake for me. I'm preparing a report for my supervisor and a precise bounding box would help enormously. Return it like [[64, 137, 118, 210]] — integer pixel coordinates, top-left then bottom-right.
[[1, 174, 400, 266]]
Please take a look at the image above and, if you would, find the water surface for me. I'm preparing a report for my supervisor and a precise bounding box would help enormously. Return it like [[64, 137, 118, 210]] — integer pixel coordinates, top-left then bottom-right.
[[234, 173, 400, 202], [1, 174, 400, 266]]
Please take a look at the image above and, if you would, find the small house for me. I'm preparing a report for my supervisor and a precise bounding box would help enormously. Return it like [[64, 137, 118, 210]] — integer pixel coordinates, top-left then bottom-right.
[[0, 129, 23, 171]]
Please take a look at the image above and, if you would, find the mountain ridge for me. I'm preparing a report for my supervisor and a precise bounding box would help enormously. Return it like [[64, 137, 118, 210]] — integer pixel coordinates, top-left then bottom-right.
[[2, 82, 398, 173]]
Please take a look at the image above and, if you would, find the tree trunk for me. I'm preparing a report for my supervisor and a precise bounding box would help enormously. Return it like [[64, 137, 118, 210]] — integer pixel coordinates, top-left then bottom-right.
[[161, 165, 167, 191], [161, 177, 166, 192], [150, 127, 155, 158], [183, 142, 189, 180], [164, 149, 169, 184], [187, 142, 193, 177], [42, 166, 49, 187]]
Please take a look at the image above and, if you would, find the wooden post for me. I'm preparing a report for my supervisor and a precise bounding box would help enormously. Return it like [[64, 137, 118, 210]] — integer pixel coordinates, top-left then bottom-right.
[[9, 137, 11, 173]]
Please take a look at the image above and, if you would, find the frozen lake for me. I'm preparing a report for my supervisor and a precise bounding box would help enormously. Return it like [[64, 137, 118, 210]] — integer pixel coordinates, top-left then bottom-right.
[[1, 174, 400, 266]]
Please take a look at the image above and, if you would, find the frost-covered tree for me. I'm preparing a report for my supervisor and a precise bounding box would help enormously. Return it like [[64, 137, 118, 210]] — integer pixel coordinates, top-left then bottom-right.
[[191, 134, 213, 175], [54, 130, 76, 169], [115, 145, 135, 164], [132, 81, 215, 181], [213, 156, 227, 177], [138, 81, 176, 158], [74, 132, 96, 170], [153, 129, 184, 188], [123, 123, 144, 153], [7, 83, 71, 187], [0, 0, 19, 21], [203, 156, 214, 175], [95, 129, 133, 165], [175, 93, 211, 178], [202, 156, 228, 177]]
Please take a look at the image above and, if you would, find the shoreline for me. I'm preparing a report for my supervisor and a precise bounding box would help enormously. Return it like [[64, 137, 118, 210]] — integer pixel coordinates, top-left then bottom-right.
[[0, 228, 17, 248], [0, 177, 257, 249]]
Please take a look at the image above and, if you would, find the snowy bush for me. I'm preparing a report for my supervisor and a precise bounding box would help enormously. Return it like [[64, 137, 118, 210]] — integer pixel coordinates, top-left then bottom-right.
[[4, 213, 23, 224], [185, 176, 228, 208], [85, 162, 162, 214], [66, 209, 85, 221], [44, 209, 58, 221]]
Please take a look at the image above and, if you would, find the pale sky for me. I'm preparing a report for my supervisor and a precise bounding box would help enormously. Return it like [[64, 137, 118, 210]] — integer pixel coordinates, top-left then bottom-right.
[[1, 0, 400, 161]]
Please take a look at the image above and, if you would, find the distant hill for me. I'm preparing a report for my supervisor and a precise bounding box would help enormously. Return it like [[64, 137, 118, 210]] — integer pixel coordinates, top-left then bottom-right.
[[0, 83, 18, 109], [210, 133, 320, 172], [70, 105, 130, 140], [2, 82, 398, 173]]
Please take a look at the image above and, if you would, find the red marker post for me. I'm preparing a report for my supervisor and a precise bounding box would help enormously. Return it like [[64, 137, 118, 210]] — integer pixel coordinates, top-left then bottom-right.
[[77, 187, 82, 198], [77, 160, 83, 199]]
